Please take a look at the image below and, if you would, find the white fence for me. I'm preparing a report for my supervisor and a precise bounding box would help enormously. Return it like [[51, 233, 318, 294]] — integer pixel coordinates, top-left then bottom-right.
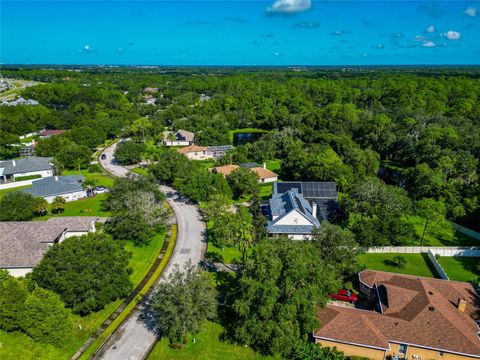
[[427, 250, 449, 280], [366, 246, 480, 257], [448, 221, 480, 241]]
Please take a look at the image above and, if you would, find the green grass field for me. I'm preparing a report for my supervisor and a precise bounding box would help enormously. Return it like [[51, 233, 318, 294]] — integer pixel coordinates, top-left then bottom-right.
[[207, 244, 245, 264], [358, 253, 438, 278], [407, 215, 478, 247], [36, 193, 111, 219], [265, 159, 281, 173], [61, 170, 114, 188], [0, 231, 166, 360], [147, 321, 274, 360], [0, 185, 32, 198], [437, 257, 479, 283], [131, 167, 149, 176]]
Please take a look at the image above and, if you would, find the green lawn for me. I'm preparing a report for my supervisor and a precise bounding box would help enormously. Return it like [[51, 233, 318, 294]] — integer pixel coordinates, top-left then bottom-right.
[[207, 243, 245, 264], [125, 229, 166, 286], [147, 321, 274, 360], [259, 183, 273, 200], [265, 159, 281, 173], [131, 167, 149, 176], [0, 231, 166, 360], [438, 257, 479, 283], [407, 215, 478, 247], [358, 253, 438, 278], [37, 193, 111, 219], [61, 170, 114, 188], [0, 185, 32, 199]]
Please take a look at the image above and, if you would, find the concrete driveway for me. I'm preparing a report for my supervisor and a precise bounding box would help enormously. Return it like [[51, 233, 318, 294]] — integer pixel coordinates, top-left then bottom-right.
[[95, 141, 206, 360]]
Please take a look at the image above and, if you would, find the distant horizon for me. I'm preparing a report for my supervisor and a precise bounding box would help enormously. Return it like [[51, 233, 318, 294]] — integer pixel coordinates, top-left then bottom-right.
[[2, 1, 479, 65]]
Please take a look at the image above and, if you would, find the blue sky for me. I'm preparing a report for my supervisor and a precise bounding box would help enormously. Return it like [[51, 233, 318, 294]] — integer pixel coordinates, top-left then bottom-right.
[[1, 1, 479, 65]]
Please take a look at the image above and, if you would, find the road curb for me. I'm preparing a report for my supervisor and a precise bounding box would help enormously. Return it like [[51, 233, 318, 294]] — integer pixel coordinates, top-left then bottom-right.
[[71, 141, 178, 360]]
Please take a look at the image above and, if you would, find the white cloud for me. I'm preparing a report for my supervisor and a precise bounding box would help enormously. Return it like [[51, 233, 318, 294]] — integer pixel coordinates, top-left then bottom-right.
[[267, 0, 311, 14], [426, 25, 436, 33], [422, 41, 436, 48], [464, 6, 477, 17], [413, 35, 428, 42], [443, 31, 461, 40]]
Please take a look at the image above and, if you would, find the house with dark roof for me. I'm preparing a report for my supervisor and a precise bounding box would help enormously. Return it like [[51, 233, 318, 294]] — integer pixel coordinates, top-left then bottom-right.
[[314, 270, 480, 360], [0, 156, 53, 183], [163, 129, 195, 146], [266, 181, 338, 239], [0, 217, 97, 277], [24, 175, 86, 203]]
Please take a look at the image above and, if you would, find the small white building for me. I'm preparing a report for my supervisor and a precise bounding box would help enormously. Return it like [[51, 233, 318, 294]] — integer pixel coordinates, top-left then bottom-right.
[[0, 157, 54, 183], [24, 175, 87, 203], [163, 129, 195, 147], [0, 217, 98, 277]]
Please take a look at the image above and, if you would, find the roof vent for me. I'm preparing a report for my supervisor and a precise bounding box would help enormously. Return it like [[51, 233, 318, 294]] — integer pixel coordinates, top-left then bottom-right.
[[12, 159, 16, 167], [429, 306, 435, 312], [428, 291, 433, 295]]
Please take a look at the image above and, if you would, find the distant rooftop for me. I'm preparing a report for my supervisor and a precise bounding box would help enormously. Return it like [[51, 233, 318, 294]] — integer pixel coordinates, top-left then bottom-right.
[[0, 156, 53, 176], [0, 217, 97, 268], [24, 175, 84, 198]]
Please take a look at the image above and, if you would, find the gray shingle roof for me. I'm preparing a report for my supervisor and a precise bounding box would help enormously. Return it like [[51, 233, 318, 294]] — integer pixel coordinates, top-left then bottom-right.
[[0, 217, 97, 268], [24, 175, 84, 198], [267, 189, 320, 235], [0, 157, 53, 176]]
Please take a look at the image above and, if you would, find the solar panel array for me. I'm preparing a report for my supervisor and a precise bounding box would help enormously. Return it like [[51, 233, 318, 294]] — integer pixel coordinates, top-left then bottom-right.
[[276, 182, 303, 195], [275, 182, 337, 199], [208, 145, 233, 151], [301, 182, 337, 199]]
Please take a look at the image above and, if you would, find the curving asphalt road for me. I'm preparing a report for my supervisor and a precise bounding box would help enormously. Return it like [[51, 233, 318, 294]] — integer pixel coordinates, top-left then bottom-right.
[[94, 141, 206, 360]]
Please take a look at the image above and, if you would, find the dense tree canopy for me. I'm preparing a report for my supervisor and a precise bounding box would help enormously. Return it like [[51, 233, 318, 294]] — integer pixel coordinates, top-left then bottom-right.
[[106, 174, 167, 245], [1, 67, 478, 232], [0, 191, 36, 221], [149, 263, 216, 345], [231, 238, 340, 356], [31, 233, 132, 315]]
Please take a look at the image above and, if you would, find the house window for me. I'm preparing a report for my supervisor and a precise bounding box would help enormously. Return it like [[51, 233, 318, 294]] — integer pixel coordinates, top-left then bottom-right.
[[293, 218, 298, 224], [398, 344, 408, 355]]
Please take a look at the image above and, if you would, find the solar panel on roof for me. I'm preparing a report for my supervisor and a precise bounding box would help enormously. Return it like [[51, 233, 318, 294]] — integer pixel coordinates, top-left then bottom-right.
[[276, 182, 302, 194]]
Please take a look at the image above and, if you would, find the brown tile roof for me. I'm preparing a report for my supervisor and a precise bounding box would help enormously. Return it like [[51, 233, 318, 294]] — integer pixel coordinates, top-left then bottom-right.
[[39, 129, 66, 137], [143, 87, 158, 93], [177, 145, 208, 154], [316, 270, 480, 357], [250, 167, 278, 180], [164, 129, 195, 143], [0, 217, 97, 268], [211, 165, 239, 177]]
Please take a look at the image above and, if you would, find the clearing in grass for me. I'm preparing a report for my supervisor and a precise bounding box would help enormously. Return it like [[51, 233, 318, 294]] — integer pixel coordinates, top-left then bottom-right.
[[358, 253, 438, 278]]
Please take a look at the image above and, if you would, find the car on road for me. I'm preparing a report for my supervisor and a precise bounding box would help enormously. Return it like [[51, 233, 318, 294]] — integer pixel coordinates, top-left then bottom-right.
[[101, 154, 107, 160], [329, 289, 358, 303]]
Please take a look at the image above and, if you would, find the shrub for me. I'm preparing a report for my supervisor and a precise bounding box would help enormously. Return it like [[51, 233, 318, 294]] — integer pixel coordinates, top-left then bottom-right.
[[32, 197, 49, 216], [0, 191, 35, 221], [51, 196, 66, 214], [88, 163, 102, 173]]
